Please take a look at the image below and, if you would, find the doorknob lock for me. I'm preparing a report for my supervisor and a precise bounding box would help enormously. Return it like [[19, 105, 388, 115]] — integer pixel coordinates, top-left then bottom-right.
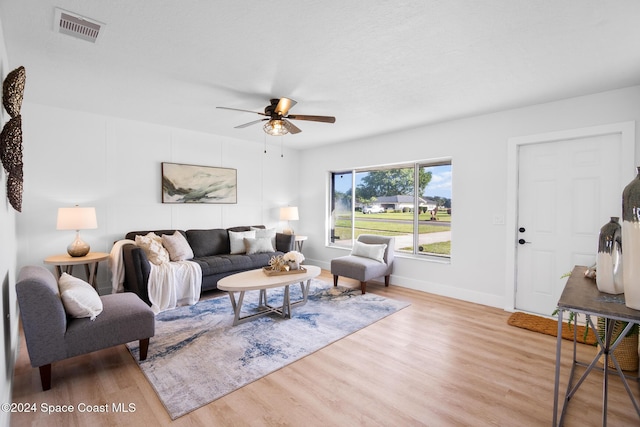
[[518, 239, 531, 245]]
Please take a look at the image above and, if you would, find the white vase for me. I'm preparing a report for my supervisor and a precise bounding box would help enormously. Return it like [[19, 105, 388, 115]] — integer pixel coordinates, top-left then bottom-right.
[[596, 217, 624, 294], [622, 167, 640, 309]]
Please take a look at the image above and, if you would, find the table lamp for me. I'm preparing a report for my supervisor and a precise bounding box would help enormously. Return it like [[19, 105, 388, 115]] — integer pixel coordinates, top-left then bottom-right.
[[56, 206, 97, 257], [280, 206, 299, 235]]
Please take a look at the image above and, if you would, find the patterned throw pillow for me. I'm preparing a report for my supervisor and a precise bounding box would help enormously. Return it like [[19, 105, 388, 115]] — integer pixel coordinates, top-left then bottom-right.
[[135, 232, 170, 265]]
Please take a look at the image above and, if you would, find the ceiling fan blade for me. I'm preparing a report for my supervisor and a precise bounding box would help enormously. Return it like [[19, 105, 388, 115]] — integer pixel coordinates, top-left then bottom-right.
[[286, 114, 336, 123], [283, 119, 302, 134], [234, 119, 266, 129], [217, 106, 267, 116], [275, 98, 297, 116]]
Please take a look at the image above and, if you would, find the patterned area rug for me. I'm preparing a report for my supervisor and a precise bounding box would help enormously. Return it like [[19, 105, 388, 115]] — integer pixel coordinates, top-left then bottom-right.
[[127, 280, 410, 419]]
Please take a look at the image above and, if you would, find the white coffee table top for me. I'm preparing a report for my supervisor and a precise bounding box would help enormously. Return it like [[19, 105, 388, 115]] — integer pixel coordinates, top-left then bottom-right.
[[217, 265, 321, 292]]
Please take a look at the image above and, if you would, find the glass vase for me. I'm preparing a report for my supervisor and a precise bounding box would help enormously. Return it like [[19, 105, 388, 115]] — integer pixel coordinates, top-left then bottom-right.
[[596, 217, 623, 294], [622, 167, 640, 309]]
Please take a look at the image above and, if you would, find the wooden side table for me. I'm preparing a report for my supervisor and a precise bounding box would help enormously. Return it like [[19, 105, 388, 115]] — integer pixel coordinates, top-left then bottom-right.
[[44, 252, 109, 290], [294, 235, 308, 252]]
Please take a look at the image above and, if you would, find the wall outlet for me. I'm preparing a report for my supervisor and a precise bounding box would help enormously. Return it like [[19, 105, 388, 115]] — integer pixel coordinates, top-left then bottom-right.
[[493, 215, 505, 225]]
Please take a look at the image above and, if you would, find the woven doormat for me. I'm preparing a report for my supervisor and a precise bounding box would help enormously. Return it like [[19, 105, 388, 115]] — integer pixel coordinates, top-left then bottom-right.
[[507, 312, 597, 345]]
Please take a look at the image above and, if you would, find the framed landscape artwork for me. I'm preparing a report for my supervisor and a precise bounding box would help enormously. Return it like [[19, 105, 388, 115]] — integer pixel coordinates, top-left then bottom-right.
[[161, 162, 237, 204]]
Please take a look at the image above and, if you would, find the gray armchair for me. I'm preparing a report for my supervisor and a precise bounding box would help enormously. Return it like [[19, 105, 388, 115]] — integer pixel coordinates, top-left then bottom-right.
[[16, 266, 155, 390], [331, 234, 395, 294]]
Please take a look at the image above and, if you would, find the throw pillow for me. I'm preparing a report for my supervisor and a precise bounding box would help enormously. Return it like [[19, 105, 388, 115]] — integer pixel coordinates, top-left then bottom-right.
[[351, 241, 387, 263], [244, 237, 275, 255], [251, 227, 277, 248], [229, 230, 256, 254], [162, 231, 194, 261], [135, 232, 170, 265], [58, 273, 103, 321]]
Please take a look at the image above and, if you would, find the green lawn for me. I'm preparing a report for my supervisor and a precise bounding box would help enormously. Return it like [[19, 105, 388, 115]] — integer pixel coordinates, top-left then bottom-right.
[[357, 211, 451, 222], [400, 241, 451, 255], [333, 211, 451, 255]]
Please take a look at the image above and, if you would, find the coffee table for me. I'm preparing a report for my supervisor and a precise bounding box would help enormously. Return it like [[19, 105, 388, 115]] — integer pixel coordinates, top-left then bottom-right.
[[217, 265, 320, 325]]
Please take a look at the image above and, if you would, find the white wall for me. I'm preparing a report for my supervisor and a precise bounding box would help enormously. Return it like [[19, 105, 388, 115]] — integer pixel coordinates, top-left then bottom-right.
[[0, 17, 19, 427], [16, 103, 300, 294], [299, 85, 640, 309]]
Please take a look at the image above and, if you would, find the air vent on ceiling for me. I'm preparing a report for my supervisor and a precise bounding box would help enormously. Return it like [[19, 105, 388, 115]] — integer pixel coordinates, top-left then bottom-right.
[[54, 8, 105, 43]]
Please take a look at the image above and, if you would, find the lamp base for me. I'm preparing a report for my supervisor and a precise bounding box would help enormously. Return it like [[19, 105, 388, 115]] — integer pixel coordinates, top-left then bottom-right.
[[67, 232, 90, 257], [283, 228, 295, 235]]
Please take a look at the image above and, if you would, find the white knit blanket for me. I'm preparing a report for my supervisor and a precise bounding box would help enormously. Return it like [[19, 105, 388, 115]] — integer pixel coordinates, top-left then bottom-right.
[[109, 239, 136, 293], [147, 260, 202, 314], [109, 239, 202, 314]]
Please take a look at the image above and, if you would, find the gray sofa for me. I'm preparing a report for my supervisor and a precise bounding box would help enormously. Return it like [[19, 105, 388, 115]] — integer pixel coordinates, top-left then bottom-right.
[[122, 225, 295, 305]]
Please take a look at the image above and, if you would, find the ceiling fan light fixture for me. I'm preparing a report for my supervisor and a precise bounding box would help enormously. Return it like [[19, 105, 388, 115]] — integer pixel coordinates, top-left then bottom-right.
[[263, 119, 289, 136]]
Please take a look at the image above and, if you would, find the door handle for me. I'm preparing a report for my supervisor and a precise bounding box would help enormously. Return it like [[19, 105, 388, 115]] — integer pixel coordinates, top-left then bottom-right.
[[518, 239, 531, 245]]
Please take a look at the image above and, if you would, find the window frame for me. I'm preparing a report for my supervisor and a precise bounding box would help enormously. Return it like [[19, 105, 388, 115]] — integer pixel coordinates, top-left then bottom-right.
[[328, 158, 452, 261]]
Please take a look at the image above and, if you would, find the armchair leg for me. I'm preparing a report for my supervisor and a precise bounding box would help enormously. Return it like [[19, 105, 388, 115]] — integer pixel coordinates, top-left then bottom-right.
[[139, 338, 150, 361], [385, 275, 390, 287], [39, 364, 51, 391], [360, 281, 366, 294], [333, 275, 338, 287]]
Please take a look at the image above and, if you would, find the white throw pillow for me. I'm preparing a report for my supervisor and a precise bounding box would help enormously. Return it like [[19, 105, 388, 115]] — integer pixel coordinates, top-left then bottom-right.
[[229, 230, 256, 254], [58, 273, 103, 321], [251, 227, 277, 248], [351, 241, 387, 263], [244, 237, 275, 255], [135, 232, 170, 265], [162, 231, 194, 261]]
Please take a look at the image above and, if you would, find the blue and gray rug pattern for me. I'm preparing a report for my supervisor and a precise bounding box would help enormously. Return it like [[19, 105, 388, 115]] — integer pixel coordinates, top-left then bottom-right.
[[127, 280, 410, 419]]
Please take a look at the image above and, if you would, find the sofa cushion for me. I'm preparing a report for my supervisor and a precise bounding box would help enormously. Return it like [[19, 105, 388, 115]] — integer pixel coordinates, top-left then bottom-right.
[[162, 231, 194, 261], [186, 229, 230, 257], [192, 252, 284, 276], [192, 254, 253, 276]]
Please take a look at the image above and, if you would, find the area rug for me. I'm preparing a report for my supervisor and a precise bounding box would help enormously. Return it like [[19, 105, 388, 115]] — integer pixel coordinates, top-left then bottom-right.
[[507, 311, 597, 345], [126, 280, 410, 419]]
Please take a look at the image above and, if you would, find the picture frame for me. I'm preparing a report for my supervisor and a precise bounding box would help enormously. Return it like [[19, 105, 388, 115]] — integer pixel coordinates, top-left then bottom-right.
[[161, 162, 237, 204]]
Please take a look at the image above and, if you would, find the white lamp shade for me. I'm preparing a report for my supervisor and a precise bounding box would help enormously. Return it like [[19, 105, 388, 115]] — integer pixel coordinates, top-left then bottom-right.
[[56, 207, 98, 230], [280, 206, 299, 221]]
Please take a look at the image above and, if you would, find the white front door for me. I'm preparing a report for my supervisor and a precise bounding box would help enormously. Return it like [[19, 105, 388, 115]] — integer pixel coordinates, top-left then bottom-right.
[[512, 124, 635, 316]]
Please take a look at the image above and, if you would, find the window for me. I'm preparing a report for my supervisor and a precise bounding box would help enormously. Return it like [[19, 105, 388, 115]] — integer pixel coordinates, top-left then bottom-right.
[[329, 161, 451, 258]]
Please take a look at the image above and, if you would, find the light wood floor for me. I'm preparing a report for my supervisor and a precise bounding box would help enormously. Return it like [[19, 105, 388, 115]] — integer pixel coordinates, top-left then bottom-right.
[[10, 270, 640, 426]]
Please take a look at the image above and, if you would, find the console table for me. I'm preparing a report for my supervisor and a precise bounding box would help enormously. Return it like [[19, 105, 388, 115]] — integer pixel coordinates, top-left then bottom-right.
[[43, 252, 109, 290], [553, 265, 640, 426]]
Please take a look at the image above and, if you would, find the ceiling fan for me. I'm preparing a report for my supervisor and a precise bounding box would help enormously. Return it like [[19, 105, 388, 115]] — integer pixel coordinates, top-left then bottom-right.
[[216, 98, 336, 136]]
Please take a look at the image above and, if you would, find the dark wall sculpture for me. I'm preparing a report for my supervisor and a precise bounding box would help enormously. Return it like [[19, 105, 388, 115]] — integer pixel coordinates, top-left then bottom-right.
[[1, 66, 25, 212]]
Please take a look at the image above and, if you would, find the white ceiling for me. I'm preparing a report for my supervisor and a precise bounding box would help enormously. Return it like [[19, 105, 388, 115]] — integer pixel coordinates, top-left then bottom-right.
[[1, 1, 640, 149]]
